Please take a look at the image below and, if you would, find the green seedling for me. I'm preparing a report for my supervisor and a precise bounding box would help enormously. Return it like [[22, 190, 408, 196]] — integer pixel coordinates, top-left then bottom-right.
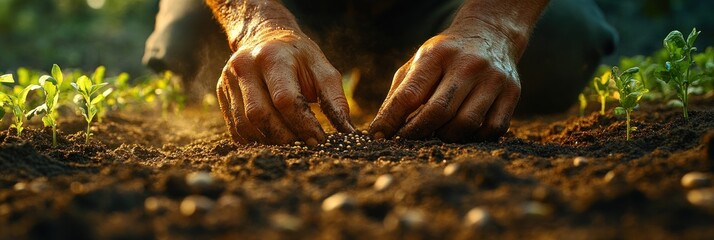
[[612, 66, 648, 140], [153, 71, 185, 117], [656, 28, 701, 120], [71, 75, 112, 144], [578, 93, 587, 117], [91, 66, 113, 122], [0, 74, 41, 136], [593, 71, 611, 114], [27, 64, 64, 146]]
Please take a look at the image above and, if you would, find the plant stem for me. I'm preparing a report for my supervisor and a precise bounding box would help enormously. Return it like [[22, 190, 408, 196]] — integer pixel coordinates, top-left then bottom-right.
[[683, 83, 689, 120], [52, 125, 57, 147], [626, 110, 631, 140], [86, 122, 91, 144], [600, 96, 606, 115]]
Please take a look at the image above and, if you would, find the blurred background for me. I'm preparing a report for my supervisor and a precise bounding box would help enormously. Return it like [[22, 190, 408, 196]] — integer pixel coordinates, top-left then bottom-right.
[[0, 0, 713, 76]]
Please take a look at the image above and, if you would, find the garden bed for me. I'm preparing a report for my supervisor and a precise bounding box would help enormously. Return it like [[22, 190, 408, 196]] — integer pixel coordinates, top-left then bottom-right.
[[1, 96, 714, 239]]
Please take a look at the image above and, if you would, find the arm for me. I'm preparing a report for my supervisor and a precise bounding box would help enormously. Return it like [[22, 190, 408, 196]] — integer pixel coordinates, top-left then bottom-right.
[[206, 0, 354, 145], [369, 0, 549, 142]]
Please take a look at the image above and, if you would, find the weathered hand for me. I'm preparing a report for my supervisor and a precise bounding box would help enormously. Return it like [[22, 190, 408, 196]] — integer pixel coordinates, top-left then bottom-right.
[[217, 29, 354, 145], [369, 25, 525, 142]]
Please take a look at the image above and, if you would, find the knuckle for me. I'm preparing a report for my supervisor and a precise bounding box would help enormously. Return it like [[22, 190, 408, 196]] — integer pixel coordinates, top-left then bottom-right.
[[271, 89, 298, 112], [392, 87, 421, 108], [425, 97, 452, 118], [244, 103, 270, 124]]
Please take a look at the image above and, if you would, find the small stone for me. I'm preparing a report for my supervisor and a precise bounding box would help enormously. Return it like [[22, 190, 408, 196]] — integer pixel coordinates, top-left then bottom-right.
[[271, 213, 302, 231], [395, 136, 401, 140], [464, 207, 491, 228], [373, 174, 395, 191], [573, 157, 588, 167], [180, 195, 215, 216], [13, 182, 27, 191], [384, 209, 424, 231], [687, 188, 714, 208], [321, 192, 356, 212], [681, 172, 711, 189], [186, 171, 215, 189], [522, 201, 553, 217], [444, 163, 460, 176]]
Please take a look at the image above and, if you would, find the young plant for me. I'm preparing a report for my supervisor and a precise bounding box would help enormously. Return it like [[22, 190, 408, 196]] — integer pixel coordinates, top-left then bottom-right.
[[612, 66, 648, 140], [656, 28, 701, 120], [0, 74, 41, 136], [578, 93, 587, 117], [27, 64, 64, 146], [71, 75, 112, 144], [593, 71, 611, 114]]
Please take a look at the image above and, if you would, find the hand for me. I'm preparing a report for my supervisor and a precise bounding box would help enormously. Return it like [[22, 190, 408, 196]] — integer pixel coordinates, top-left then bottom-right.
[[369, 24, 524, 142], [217, 29, 354, 145]]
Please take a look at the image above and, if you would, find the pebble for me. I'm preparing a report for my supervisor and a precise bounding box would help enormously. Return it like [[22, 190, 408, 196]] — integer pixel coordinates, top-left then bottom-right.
[[464, 207, 491, 228], [180, 195, 216, 216], [13, 182, 27, 191], [321, 192, 356, 212], [687, 188, 714, 208], [270, 213, 303, 231], [444, 163, 460, 176], [373, 174, 395, 191], [384, 209, 424, 231], [573, 157, 588, 167], [185, 171, 215, 189], [681, 172, 711, 189]]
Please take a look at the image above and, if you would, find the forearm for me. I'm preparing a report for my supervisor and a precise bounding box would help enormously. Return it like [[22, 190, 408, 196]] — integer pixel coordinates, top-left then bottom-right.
[[449, 0, 549, 59], [205, 0, 300, 51]]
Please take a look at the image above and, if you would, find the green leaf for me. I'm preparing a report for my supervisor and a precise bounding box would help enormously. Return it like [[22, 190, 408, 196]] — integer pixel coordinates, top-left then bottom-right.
[[0, 74, 14, 83], [19, 85, 42, 104], [687, 28, 700, 48], [91, 94, 105, 105], [614, 107, 627, 115], [77, 75, 92, 93], [41, 115, 54, 127], [51, 64, 63, 85], [0, 107, 5, 119], [26, 104, 47, 119], [664, 30, 686, 56], [93, 66, 106, 84]]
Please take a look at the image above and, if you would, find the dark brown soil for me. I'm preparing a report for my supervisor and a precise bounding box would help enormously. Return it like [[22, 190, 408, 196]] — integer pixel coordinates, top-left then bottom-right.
[[2, 97, 714, 240]]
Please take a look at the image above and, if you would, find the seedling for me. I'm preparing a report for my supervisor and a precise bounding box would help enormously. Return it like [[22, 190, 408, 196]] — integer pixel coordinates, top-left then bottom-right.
[[27, 64, 64, 146], [578, 93, 587, 117], [593, 71, 611, 114], [656, 28, 701, 120], [0, 74, 41, 136], [72, 75, 112, 144], [91, 66, 113, 122], [612, 66, 648, 140]]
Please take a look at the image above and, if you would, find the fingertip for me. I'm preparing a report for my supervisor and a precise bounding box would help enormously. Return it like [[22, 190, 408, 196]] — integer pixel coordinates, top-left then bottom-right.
[[373, 131, 385, 140]]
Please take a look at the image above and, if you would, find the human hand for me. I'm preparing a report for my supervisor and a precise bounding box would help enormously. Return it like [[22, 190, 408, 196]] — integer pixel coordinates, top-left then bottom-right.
[[369, 24, 526, 142], [216, 29, 354, 145]]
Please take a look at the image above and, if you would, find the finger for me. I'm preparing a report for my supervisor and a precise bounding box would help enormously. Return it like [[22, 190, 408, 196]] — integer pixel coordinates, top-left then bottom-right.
[[261, 52, 326, 146], [216, 79, 246, 143], [312, 61, 355, 133], [221, 63, 266, 143], [384, 59, 412, 101], [435, 77, 502, 143], [473, 80, 520, 141], [234, 56, 298, 145], [369, 53, 442, 139], [395, 58, 488, 139]]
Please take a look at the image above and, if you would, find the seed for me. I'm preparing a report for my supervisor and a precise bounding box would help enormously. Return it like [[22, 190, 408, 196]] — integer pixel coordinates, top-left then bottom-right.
[[271, 213, 303, 231], [144, 196, 171, 214], [681, 172, 711, 189], [464, 207, 490, 228], [522, 201, 553, 216], [395, 136, 401, 140], [346, 145, 352, 149], [356, 143, 362, 147], [294, 141, 303, 146], [325, 143, 332, 147], [384, 209, 424, 231], [180, 195, 215, 216], [603, 171, 618, 183], [373, 174, 395, 191], [573, 157, 588, 167], [322, 192, 356, 212], [361, 130, 369, 135]]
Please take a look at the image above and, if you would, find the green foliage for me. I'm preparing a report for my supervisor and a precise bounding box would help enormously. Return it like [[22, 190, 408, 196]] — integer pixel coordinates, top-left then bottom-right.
[[0, 74, 41, 136], [27, 64, 64, 146], [612, 66, 648, 140], [656, 28, 701, 120], [71, 74, 111, 144], [593, 71, 611, 115], [153, 71, 185, 117], [578, 93, 587, 117]]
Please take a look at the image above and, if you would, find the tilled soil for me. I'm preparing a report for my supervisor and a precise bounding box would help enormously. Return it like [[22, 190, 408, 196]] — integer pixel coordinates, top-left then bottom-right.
[[2, 99, 714, 240]]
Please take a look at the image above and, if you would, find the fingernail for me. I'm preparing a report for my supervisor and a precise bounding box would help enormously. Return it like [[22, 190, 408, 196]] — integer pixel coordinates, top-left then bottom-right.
[[306, 137, 318, 147], [374, 132, 385, 140]]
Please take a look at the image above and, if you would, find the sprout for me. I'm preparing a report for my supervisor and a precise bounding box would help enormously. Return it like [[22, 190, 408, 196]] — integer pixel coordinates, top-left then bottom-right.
[[27, 64, 64, 146], [0, 74, 41, 136], [71, 75, 112, 144], [578, 93, 587, 117], [612, 66, 648, 140], [656, 28, 701, 120], [593, 71, 611, 115]]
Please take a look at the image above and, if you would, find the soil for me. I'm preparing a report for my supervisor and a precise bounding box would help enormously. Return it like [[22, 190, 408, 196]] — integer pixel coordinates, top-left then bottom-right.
[[2, 97, 714, 240]]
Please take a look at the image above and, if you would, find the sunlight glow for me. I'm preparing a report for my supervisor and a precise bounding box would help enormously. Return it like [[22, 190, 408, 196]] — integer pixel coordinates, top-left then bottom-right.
[[87, 0, 106, 9]]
